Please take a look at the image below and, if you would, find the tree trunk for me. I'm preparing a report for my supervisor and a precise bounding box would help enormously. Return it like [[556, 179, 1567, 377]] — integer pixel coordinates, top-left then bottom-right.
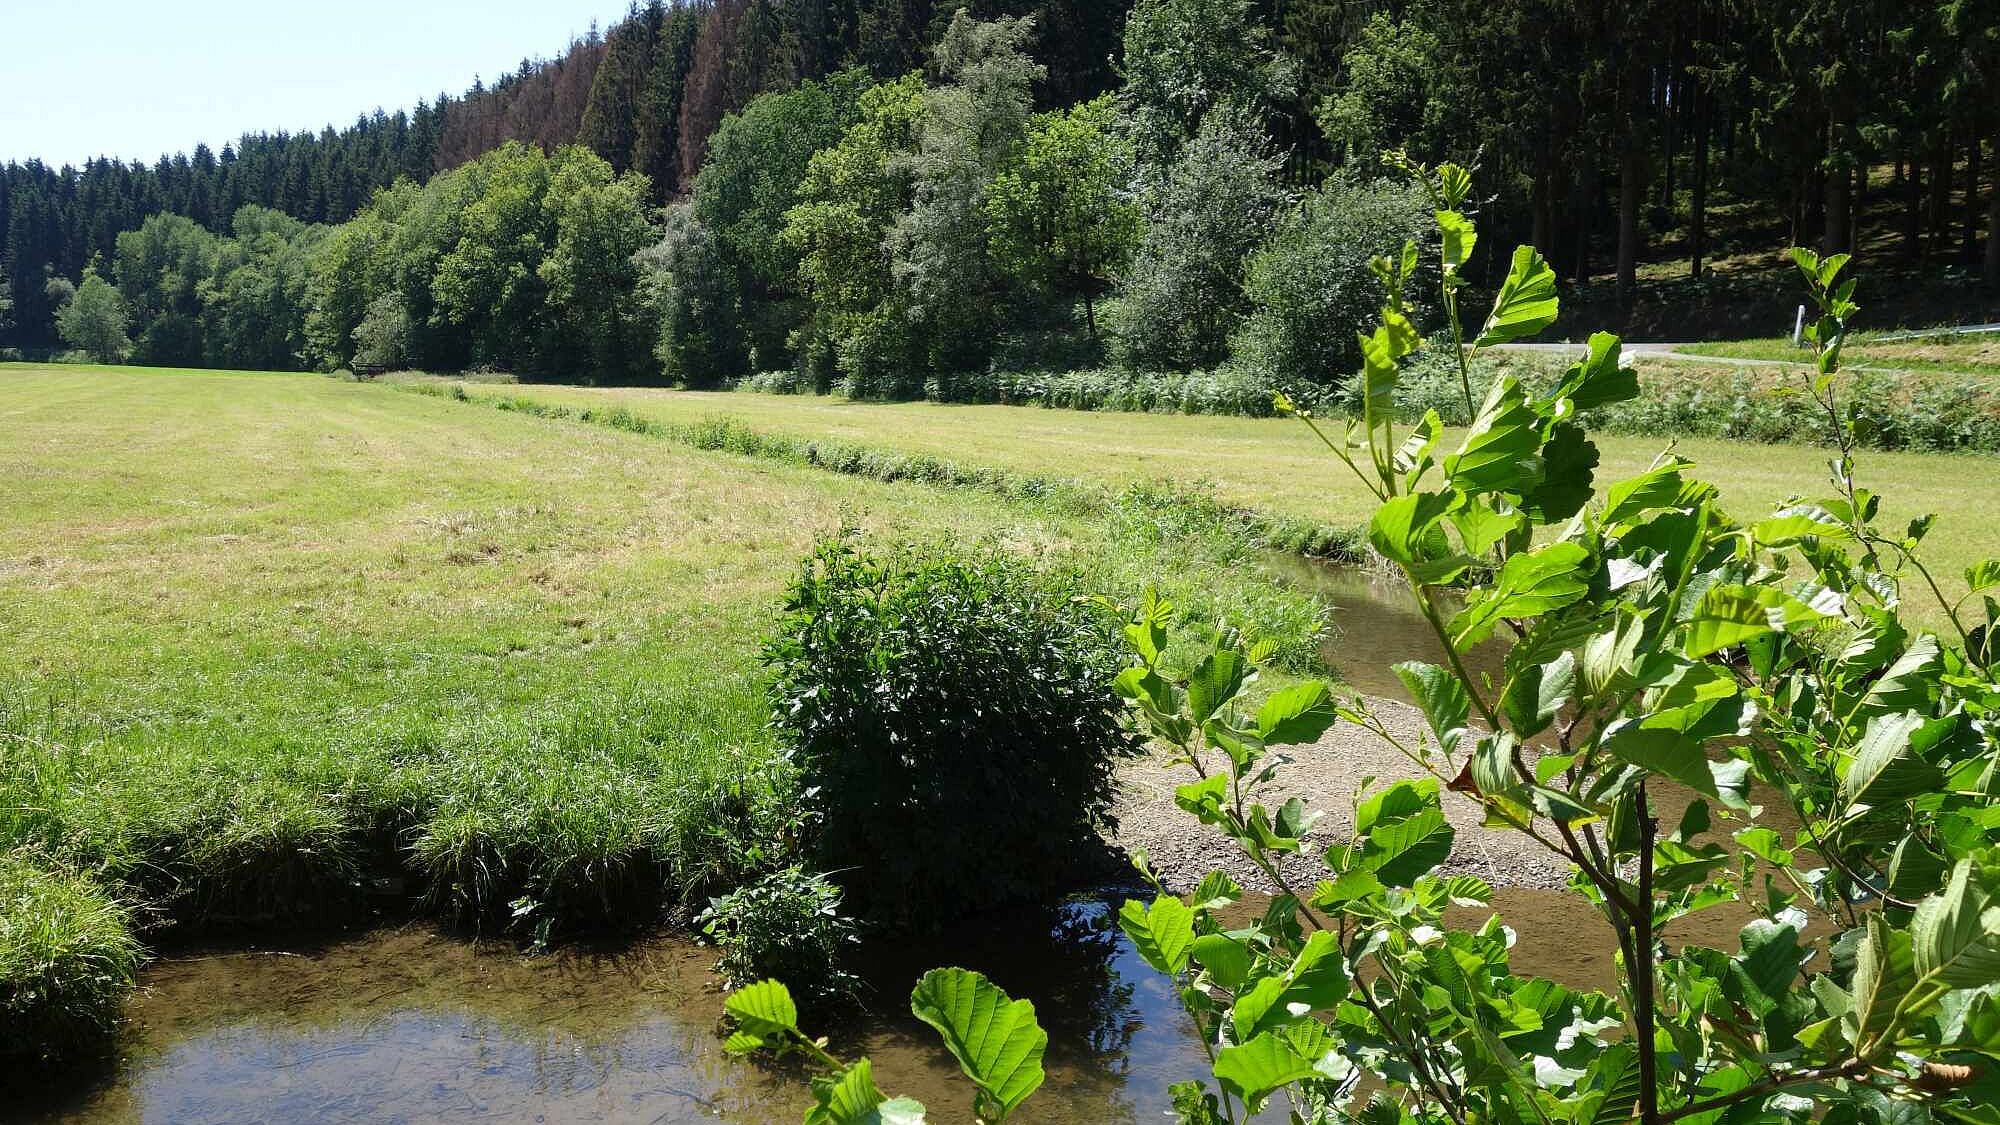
[[1532, 160, 1554, 259], [1804, 164, 1826, 250], [1987, 126, 2000, 286], [1690, 82, 1710, 278], [1966, 134, 1985, 264], [1617, 85, 1645, 305], [1824, 137, 1852, 256], [1932, 137, 1955, 253], [1902, 149, 1924, 259], [1572, 163, 1598, 282], [1659, 66, 1679, 211]]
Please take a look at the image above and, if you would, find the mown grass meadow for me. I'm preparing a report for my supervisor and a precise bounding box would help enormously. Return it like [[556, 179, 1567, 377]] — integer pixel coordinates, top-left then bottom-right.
[[417, 376, 2000, 614]]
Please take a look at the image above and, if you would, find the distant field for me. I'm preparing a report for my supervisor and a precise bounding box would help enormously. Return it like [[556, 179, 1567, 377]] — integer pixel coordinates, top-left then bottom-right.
[[0, 364, 1320, 946], [1678, 332, 2000, 379], [461, 380, 2000, 612]]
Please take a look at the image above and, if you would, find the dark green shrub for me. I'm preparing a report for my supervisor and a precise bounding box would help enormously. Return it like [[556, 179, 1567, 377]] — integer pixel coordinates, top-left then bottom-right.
[[698, 866, 859, 1013], [0, 854, 143, 1060], [765, 537, 1139, 925]]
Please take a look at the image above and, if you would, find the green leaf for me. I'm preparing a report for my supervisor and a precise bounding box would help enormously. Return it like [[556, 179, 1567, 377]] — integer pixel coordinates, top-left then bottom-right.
[[1912, 860, 2000, 989], [1186, 648, 1248, 725], [1360, 804, 1455, 887], [1118, 895, 1196, 975], [725, 980, 800, 1039], [1554, 332, 1639, 412], [1175, 773, 1230, 825], [1471, 731, 1523, 801], [1125, 592, 1171, 664], [1450, 542, 1592, 647], [1602, 460, 1693, 525], [1450, 497, 1525, 555], [1967, 559, 2000, 595], [1190, 933, 1253, 992], [1229, 973, 1297, 1042], [1368, 491, 1457, 568], [1112, 665, 1172, 712], [1753, 507, 1854, 547], [1355, 777, 1438, 833], [1311, 867, 1386, 907], [1521, 423, 1599, 522], [1887, 836, 1948, 903], [873, 1101, 926, 1125], [806, 1059, 927, 1125], [1733, 827, 1794, 867], [1358, 326, 1401, 425], [1438, 209, 1477, 270], [1848, 913, 1917, 1047], [1501, 651, 1576, 740], [1598, 719, 1719, 797], [1842, 712, 1946, 807], [1732, 918, 1806, 1012], [1473, 244, 1559, 347], [1573, 1044, 1643, 1125], [1213, 1032, 1320, 1112], [1445, 377, 1545, 498], [909, 968, 1047, 1119], [1854, 634, 1943, 720], [1189, 870, 1241, 911], [1684, 584, 1839, 658], [1393, 661, 1470, 748], [1256, 681, 1340, 745], [1284, 929, 1351, 1010]]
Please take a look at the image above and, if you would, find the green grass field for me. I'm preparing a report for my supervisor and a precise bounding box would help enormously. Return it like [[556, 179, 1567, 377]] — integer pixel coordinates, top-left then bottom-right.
[[0, 362, 1333, 1055], [443, 378, 2000, 612]]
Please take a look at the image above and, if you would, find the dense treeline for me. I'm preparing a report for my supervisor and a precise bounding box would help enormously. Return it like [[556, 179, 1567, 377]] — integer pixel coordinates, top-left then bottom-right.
[[6, 0, 1999, 390], [0, 0, 1129, 354]]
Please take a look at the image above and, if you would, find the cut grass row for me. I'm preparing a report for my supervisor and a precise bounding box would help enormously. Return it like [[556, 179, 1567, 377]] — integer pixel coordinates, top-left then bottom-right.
[[0, 363, 1332, 1058], [429, 378, 2000, 615]]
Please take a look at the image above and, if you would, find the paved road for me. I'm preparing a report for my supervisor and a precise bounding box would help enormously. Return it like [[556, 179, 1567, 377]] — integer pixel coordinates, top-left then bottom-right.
[[1496, 337, 1993, 378], [1496, 341, 1793, 364]]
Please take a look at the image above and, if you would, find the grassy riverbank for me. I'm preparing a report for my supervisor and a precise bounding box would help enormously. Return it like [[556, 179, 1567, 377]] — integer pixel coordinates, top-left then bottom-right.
[[0, 363, 1329, 1058]]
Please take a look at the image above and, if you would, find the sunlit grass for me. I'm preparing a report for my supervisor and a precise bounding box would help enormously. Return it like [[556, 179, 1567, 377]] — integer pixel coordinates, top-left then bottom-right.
[[0, 364, 1326, 948], [0, 853, 144, 1060], [471, 380, 2000, 615]]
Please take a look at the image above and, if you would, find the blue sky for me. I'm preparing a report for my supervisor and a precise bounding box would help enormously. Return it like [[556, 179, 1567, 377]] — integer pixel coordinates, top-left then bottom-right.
[[1, 0, 639, 167]]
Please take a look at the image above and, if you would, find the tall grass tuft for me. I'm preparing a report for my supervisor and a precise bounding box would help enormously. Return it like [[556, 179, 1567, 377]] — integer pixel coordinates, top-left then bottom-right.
[[0, 854, 144, 1060]]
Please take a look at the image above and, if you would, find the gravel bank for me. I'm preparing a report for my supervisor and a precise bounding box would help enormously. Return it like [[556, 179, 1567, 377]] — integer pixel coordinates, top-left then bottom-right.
[[1109, 695, 1574, 894]]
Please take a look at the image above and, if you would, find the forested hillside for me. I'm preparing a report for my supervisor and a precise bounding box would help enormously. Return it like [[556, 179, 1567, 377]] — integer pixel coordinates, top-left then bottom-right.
[[5, 0, 1997, 384]]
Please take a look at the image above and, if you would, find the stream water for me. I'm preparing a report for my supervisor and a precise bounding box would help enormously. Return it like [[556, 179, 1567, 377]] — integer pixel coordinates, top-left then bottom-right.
[[10, 887, 1647, 1125], [5, 567, 1745, 1124]]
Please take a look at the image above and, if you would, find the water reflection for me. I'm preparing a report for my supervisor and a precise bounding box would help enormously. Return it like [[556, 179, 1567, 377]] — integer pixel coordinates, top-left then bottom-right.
[[4, 897, 1208, 1125], [1263, 557, 1503, 700]]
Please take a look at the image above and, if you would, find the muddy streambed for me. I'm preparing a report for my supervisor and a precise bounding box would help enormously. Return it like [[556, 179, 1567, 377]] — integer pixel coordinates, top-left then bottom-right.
[[6, 567, 1770, 1123]]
